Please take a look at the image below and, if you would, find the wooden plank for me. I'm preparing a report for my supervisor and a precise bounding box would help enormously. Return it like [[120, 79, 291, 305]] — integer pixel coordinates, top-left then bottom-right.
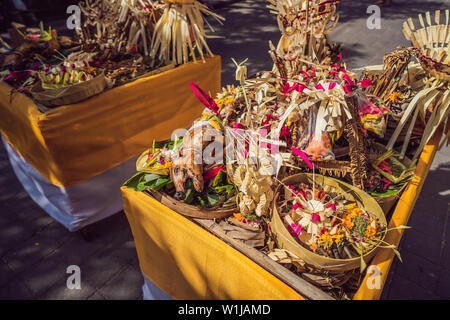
[[193, 218, 335, 300], [353, 126, 443, 300]]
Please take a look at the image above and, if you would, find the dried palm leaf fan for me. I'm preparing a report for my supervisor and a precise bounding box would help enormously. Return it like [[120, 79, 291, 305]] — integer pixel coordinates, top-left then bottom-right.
[[150, 0, 224, 66], [387, 10, 450, 160], [267, 0, 341, 68]]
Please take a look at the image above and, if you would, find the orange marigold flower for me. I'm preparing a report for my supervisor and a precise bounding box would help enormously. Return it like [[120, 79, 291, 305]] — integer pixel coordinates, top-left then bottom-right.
[[388, 91, 403, 103], [343, 218, 354, 230], [310, 242, 318, 253], [365, 225, 377, 239], [318, 232, 334, 250], [333, 232, 344, 244]]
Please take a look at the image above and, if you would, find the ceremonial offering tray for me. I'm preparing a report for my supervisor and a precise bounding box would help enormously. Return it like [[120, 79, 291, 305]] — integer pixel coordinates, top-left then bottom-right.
[[30, 70, 106, 107], [271, 173, 387, 272]]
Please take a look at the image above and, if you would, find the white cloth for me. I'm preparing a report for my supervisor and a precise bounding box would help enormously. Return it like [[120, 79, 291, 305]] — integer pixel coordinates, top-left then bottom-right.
[[2, 137, 138, 231], [142, 272, 172, 300]]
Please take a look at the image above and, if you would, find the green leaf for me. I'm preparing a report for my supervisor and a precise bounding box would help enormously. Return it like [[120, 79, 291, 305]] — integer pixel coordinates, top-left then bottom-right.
[[214, 184, 234, 196], [207, 193, 220, 207], [153, 138, 184, 151], [153, 139, 171, 149], [135, 182, 149, 192], [123, 172, 146, 190], [197, 196, 206, 207], [150, 178, 172, 191], [182, 180, 195, 204], [213, 169, 225, 187], [371, 189, 399, 197], [124, 171, 173, 192], [144, 173, 161, 182]]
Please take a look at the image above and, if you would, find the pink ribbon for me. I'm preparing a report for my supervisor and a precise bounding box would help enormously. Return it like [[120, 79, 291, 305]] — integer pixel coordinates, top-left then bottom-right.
[[342, 74, 356, 93], [291, 147, 313, 169], [289, 223, 302, 237], [359, 79, 373, 88], [315, 83, 325, 91], [315, 82, 337, 92]]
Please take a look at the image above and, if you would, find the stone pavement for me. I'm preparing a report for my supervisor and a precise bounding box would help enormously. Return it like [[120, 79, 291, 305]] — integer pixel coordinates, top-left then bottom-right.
[[0, 0, 449, 300]]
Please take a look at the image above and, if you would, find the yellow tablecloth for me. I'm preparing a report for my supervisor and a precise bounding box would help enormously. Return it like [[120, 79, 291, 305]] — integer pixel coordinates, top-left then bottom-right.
[[0, 55, 221, 188], [122, 128, 442, 300], [122, 187, 304, 300]]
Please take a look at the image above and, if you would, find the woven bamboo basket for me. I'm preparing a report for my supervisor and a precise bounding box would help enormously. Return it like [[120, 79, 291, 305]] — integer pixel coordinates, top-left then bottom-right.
[[374, 184, 407, 215], [30, 70, 107, 107], [145, 189, 236, 220], [302, 270, 354, 289], [270, 173, 387, 272]]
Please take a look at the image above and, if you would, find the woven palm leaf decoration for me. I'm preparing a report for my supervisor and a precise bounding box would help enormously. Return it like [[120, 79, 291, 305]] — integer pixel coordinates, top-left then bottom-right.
[[150, 0, 224, 66], [263, 1, 366, 188], [267, 0, 341, 66], [387, 10, 450, 160], [403, 9, 450, 81]]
